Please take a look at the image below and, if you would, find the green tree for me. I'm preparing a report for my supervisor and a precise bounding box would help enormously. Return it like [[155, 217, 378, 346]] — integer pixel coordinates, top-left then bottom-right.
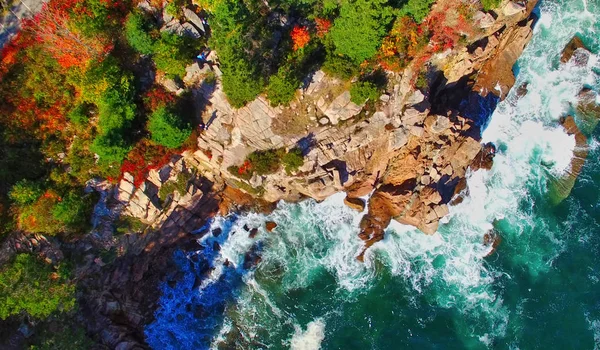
[[0, 254, 75, 320], [398, 0, 435, 22], [153, 32, 201, 78], [67, 103, 91, 126], [90, 131, 132, 164], [350, 81, 381, 104], [208, 0, 264, 107], [247, 149, 282, 175], [148, 107, 192, 149], [266, 67, 300, 106], [125, 11, 155, 55], [329, 0, 393, 64]]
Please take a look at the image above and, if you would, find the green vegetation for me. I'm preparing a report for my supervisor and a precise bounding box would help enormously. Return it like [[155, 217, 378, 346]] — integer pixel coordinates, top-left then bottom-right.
[[281, 148, 305, 173], [481, 0, 502, 11], [153, 32, 202, 78], [208, 0, 264, 107], [148, 107, 192, 149], [247, 149, 283, 175], [158, 173, 191, 201], [230, 148, 305, 178], [350, 81, 381, 104], [9, 180, 44, 206], [266, 68, 300, 106], [0, 254, 75, 320], [114, 215, 146, 235], [29, 321, 93, 350], [125, 11, 155, 55], [329, 0, 393, 64], [399, 0, 436, 22]]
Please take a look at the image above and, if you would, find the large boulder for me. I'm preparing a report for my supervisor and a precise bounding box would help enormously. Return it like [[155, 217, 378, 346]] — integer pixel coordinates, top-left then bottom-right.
[[561, 35, 590, 64], [344, 196, 366, 212], [547, 116, 588, 205]]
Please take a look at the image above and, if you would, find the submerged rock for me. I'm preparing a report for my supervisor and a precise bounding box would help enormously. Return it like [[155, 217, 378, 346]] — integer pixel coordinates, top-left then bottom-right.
[[265, 221, 278, 232], [483, 229, 502, 257], [548, 116, 589, 205]]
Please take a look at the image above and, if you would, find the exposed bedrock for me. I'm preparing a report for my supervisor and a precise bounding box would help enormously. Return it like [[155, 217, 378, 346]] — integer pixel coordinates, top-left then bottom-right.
[[114, 0, 541, 266]]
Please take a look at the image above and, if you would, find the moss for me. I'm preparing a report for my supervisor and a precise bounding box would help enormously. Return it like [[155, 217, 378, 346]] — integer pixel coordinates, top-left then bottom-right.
[[114, 215, 146, 235], [158, 173, 191, 202], [227, 179, 265, 197]]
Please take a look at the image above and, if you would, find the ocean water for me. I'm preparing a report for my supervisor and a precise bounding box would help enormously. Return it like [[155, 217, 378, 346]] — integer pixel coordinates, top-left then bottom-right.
[[145, 0, 600, 348]]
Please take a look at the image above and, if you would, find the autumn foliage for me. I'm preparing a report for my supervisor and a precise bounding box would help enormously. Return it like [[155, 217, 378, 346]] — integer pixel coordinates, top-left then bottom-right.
[[291, 26, 310, 51], [120, 141, 176, 186], [144, 86, 177, 111], [315, 18, 332, 38], [25, 3, 112, 69]]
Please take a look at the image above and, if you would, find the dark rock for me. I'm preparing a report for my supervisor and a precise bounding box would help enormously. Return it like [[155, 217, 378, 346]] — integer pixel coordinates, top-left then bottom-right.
[[515, 82, 528, 99], [265, 221, 278, 232], [243, 244, 262, 269], [470, 142, 496, 171], [212, 228, 222, 237], [249, 228, 258, 239], [483, 229, 501, 257], [243, 224, 250, 232], [212, 241, 221, 252]]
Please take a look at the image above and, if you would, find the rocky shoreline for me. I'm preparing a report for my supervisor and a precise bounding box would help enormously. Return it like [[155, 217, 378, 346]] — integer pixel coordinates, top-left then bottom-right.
[[0, 0, 566, 348], [77, 2, 543, 347]]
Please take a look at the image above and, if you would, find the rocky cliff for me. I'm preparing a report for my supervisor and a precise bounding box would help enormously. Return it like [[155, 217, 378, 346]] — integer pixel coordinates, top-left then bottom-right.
[[115, 0, 539, 259], [66, 1, 541, 347]]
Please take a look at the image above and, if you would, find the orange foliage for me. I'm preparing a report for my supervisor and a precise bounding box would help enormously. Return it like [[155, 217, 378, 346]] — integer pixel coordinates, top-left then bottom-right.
[[25, 3, 112, 69], [315, 18, 331, 38], [120, 141, 176, 187], [144, 86, 177, 111], [291, 26, 310, 51]]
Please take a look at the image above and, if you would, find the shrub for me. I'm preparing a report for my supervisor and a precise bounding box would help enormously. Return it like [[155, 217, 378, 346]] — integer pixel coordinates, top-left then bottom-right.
[[0, 254, 75, 320], [350, 81, 380, 104], [90, 131, 132, 164], [481, 0, 502, 11], [208, 0, 264, 107], [281, 148, 304, 173], [153, 32, 201, 78], [125, 11, 155, 55], [9, 179, 44, 206], [51, 191, 93, 231], [266, 69, 299, 106], [114, 215, 146, 235], [18, 189, 93, 235], [220, 56, 264, 108], [322, 52, 360, 80], [67, 103, 91, 126], [399, 0, 436, 22], [247, 149, 282, 175], [158, 173, 190, 202], [148, 107, 192, 149]]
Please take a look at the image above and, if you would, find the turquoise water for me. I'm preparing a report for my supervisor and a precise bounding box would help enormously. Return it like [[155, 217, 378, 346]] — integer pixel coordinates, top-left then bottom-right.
[[146, 1, 600, 348]]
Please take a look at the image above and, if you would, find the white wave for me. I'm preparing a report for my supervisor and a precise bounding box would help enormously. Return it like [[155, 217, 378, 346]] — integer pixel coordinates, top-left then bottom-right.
[[289, 319, 326, 350]]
